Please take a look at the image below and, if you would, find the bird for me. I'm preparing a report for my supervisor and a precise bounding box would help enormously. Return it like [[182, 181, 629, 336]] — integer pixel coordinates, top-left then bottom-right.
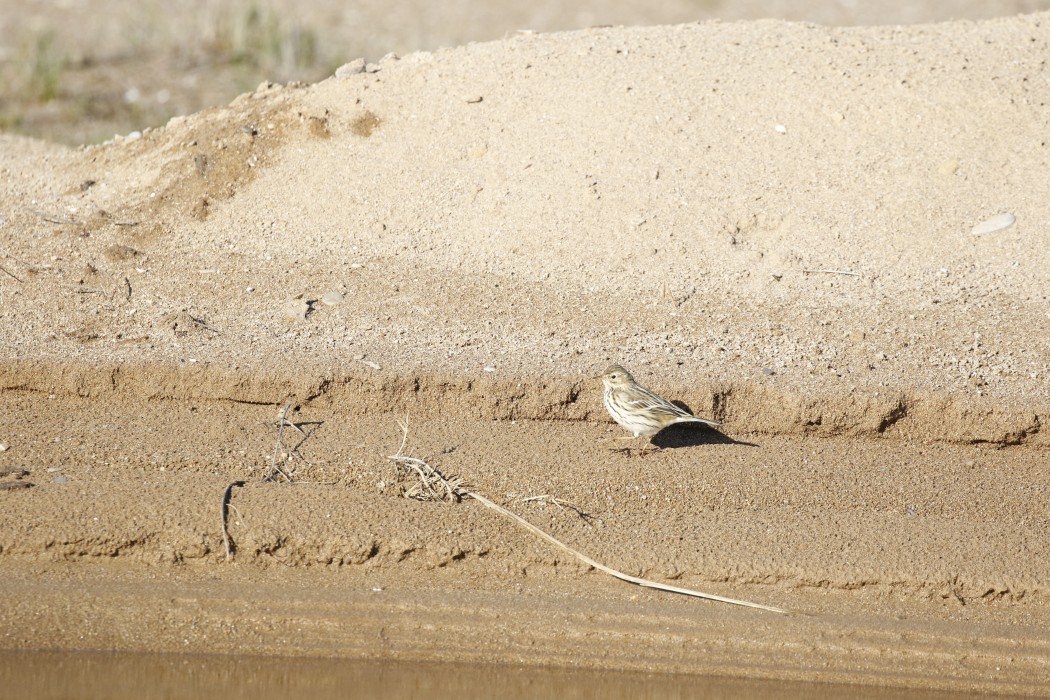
[[600, 364, 722, 448]]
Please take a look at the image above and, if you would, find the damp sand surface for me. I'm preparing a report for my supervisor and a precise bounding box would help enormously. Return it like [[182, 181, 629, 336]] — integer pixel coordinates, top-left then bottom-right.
[[0, 395, 1048, 695]]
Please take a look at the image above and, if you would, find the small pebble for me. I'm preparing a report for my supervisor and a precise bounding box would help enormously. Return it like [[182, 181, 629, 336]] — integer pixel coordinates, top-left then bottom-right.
[[362, 360, 381, 370], [335, 58, 366, 77], [971, 212, 1015, 236], [53, 476, 68, 484], [321, 290, 344, 306], [465, 95, 483, 104], [0, 443, 7, 452], [483, 366, 496, 372], [761, 367, 775, 375], [774, 124, 787, 134], [281, 297, 310, 321]]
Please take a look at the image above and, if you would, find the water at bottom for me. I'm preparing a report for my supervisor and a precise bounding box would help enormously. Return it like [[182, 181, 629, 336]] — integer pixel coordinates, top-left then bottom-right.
[[0, 649, 967, 699]]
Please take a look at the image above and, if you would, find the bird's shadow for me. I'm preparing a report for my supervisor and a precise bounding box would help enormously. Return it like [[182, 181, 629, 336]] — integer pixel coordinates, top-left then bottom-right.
[[650, 402, 760, 449], [650, 424, 757, 449]]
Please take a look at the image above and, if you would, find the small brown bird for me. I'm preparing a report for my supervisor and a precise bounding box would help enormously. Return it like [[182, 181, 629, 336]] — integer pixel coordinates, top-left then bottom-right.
[[600, 364, 722, 445]]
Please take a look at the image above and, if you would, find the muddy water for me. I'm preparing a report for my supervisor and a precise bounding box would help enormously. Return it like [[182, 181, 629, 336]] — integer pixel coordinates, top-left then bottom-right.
[[0, 650, 977, 699]]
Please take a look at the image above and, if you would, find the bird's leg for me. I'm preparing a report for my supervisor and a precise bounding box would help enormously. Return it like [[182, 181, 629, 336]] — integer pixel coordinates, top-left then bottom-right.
[[609, 435, 638, 455], [635, 441, 661, 456], [609, 436, 661, 456]]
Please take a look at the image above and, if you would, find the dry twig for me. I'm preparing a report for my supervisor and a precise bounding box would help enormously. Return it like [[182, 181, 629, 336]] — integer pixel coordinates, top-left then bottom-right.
[[220, 403, 322, 562], [517, 494, 599, 525], [265, 402, 294, 482], [220, 480, 246, 560], [386, 421, 787, 614], [466, 489, 786, 613], [802, 268, 861, 277], [387, 416, 466, 502], [34, 210, 81, 226]]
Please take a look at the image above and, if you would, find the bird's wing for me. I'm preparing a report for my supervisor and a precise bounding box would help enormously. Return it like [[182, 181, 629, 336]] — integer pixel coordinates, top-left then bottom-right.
[[624, 385, 695, 419], [625, 385, 722, 426]]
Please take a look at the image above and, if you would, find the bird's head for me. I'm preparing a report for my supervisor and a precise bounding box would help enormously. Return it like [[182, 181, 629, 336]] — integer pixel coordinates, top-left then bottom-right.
[[600, 364, 634, 388]]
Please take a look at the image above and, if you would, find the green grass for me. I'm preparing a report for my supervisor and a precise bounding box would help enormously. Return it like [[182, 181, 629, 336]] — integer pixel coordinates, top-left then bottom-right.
[[0, 1, 335, 145], [207, 0, 320, 78], [27, 31, 65, 102]]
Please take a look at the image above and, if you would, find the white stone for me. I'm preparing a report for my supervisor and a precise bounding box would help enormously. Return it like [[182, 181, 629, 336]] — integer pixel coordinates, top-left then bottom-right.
[[971, 212, 1015, 235]]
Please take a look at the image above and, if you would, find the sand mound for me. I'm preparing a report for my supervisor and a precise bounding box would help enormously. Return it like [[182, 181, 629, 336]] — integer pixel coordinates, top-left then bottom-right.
[[2, 16, 1047, 427]]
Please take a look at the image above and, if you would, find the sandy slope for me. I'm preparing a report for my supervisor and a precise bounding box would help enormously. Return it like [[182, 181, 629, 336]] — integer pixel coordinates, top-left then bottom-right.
[[1, 12, 1049, 695]]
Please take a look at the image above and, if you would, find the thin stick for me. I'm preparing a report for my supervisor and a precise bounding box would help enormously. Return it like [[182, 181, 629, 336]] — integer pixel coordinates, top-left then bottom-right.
[[465, 489, 788, 614], [802, 269, 861, 277], [393, 415, 410, 458], [520, 494, 597, 524], [221, 480, 246, 561], [269, 463, 292, 483], [266, 402, 293, 482], [219, 404, 319, 560], [0, 265, 21, 282], [188, 316, 222, 335], [36, 212, 79, 226], [285, 421, 307, 438]]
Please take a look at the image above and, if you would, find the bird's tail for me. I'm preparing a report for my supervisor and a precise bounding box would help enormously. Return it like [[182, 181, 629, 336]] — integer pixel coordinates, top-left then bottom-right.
[[681, 416, 723, 428]]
